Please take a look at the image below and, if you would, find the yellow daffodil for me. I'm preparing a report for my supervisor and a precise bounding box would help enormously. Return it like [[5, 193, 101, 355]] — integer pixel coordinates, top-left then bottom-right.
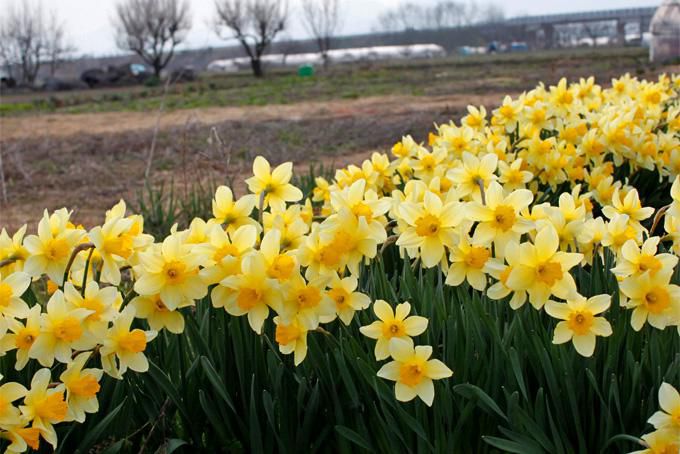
[[506, 225, 583, 309], [212, 252, 281, 334], [246, 156, 303, 211], [23, 211, 84, 284], [134, 234, 208, 310], [5, 305, 41, 370], [131, 294, 185, 334], [59, 352, 102, 422], [396, 191, 462, 268], [260, 229, 299, 282], [19, 368, 67, 448], [359, 300, 428, 360], [100, 306, 157, 378], [611, 238, 678, 279], [466, 181, 534, 255], [629, 429, 679, 454], [211, 186, 259, 233], [0, 271, 31, 320], [445, 235, 492, 291], [64, 282, 119, 333], [545, 294, 612, 357], [648, 382, 680, 432], [29, 291, 94, 367], [274, 315, 308, 366], [447, 152, 498, 199], [197, 224, 257, 285], [377, 338, 452, 406], [326, 274, 370, 325], [0, 378, 27, 426], [619, 268, 680, 331]]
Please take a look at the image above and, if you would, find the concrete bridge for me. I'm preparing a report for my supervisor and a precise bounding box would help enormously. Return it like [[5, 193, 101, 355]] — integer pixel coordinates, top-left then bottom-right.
[[505, 7, 657, 48]]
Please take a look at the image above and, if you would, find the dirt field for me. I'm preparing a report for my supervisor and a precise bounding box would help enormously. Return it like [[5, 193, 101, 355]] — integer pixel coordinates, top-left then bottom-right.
[[0, 47, 674, 231]]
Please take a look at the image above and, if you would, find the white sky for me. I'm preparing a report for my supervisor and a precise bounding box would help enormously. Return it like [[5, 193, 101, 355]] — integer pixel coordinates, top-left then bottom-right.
[[0, 0, 662, 57]]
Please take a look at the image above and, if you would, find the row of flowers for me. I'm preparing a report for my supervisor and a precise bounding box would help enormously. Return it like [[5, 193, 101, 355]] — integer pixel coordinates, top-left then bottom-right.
[[0, 73, 678, 451]]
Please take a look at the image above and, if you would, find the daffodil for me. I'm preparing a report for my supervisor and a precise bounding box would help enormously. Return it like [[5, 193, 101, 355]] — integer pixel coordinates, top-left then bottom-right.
[[19, 368, 67, 448], [23, 210, 84, 284], [447, 152, 498, 199], [611, 237, 678, 279], [545, 294, 613, 357], [280, 273, 334, 330], [100, 306, 157, 378], [326, 274, 370, 325], [212, 252, 281, 334], [445, 235, 492, 291], [134, 234, 208, 311], [506, 225, 583, 309], [602, 187, 654, 232], [0, 225, 29, 273], [359, 300, 428, 360], [396, 191, 463, 268], [29, 291, 94, 367], [0, 271, 31, 320], [486, 241, 527, 309], [619, 268, 680, 331], [377, 338, 452, 406], [131, 294, 185, 334], [629, 429, 679, 454], [259, 228, 298, 282], [211, 186, 259, 233], [648, 382, 680, 432], [274, 315, 308, 366], [87, 216, 133, 285], [64, 282, 119, 333], [197, 224, 257, 285], [5, 305, 41, 370], [465, 181, 534, 255], [246, 156, 303, 211], [0, 378, 27, 426], [59, 352, 102, 422]]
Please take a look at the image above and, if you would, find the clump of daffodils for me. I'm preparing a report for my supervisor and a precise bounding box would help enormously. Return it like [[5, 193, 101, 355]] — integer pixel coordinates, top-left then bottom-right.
[[1, 73, 679, 449]]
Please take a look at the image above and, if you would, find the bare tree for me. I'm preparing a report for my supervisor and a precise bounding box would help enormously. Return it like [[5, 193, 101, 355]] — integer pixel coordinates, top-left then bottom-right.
[[0, 0, 46, 85], [301, 0, 342, 68], [113, 0, 191, 78], [214, 0, 288, 78], [44, 11, 74, 76]]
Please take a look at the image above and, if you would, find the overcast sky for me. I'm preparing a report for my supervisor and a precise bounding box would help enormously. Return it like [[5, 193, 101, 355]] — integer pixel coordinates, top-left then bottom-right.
[[0, 0, 662, 56]]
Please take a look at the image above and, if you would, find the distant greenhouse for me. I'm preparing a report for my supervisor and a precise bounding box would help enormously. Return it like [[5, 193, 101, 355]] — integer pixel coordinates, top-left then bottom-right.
[[206, 44, 446, 72]]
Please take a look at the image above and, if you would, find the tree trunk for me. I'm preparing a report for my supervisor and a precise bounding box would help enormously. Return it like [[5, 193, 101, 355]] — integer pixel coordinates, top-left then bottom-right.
[[250, 58, 263, 78]]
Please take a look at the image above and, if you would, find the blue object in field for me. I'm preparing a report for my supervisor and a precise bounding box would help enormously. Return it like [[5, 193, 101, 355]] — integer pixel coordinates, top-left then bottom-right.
[[510, 42, 529, 52], [298, 65, 314, 77]]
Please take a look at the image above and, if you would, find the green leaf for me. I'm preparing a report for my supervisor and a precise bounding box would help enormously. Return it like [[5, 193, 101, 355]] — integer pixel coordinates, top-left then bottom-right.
[[335, 425, 372, 451], [74, 399, 126, 453]]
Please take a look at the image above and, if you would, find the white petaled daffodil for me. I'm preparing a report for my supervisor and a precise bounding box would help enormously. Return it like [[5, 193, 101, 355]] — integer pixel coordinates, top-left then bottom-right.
[[377, 338, 452, 406], [545, 294, 613, 357]]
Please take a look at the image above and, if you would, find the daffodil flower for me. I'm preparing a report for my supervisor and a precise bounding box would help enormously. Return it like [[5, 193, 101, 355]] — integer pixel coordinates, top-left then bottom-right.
[[359, 300, 428, 360], [246, 156, 303, 212], [60, 352, 102, 423], [0, 271, 31, 320], [100, 306, 157, 378], [134, 234, 208, 310], [19, 368, 68, 448], [131, 294, 185, 334], [274, 315, 308, 366], [619, 268, 680, 331], [545, 294, 612, 357], [648, 382, 680, 432], [396, 191, 463, 268], [211, 186, 259, 233], [506, 224, 583, 309], [377, 338, 452, 406]]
